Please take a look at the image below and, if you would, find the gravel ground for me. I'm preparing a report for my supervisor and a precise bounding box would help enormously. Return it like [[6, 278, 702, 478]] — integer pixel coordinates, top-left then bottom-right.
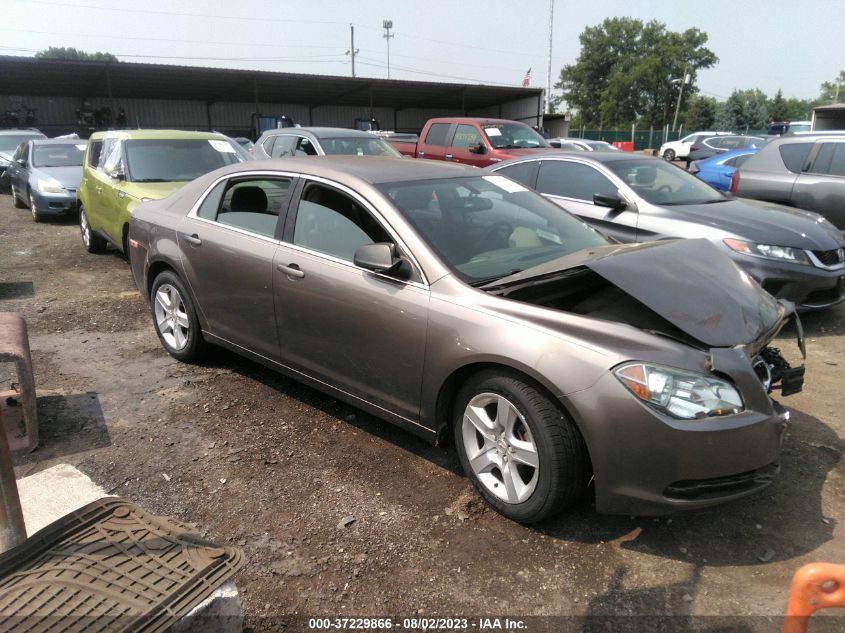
[[0, 195, 843, 632]]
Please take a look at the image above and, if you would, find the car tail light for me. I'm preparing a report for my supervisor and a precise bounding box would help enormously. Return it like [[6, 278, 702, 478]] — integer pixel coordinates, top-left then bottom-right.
[[729, 170, 740, 193]]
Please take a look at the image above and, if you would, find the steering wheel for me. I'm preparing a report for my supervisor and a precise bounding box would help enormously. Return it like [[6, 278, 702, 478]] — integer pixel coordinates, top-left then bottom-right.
[[473, 221, 513, 254]]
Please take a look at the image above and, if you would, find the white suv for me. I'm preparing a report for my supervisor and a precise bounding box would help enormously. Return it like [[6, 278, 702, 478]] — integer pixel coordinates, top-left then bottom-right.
[[659, 131, 731, 161]]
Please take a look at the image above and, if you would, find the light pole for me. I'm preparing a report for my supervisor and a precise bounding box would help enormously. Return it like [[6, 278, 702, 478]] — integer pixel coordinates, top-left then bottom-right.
[[383, 20, 394, 80], [671, 70, 690, 133], [345, 24, 359, 77]]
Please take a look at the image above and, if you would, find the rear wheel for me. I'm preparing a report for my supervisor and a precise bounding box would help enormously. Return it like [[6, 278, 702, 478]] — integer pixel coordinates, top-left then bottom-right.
[[150, 271, 206, 362], [663, 149, 676, 161], [453, 371, 590, 523], [79, 205, 107, 253]]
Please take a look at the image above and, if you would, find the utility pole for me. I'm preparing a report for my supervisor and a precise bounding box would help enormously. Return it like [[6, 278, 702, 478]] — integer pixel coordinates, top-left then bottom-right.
[[383, 20, 394, 79], [345, 24, 359, 78], [545, 0, 554, 113]]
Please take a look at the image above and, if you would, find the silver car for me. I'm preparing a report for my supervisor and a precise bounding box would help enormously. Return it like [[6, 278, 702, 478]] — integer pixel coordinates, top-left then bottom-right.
[[129, 157, 805, 523], [491, 152, 845, 310], [253, 127, 401, 160]]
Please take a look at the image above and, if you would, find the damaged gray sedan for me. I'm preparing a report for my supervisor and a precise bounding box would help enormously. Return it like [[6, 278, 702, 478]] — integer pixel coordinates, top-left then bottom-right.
[[129, 158, 805, 523]]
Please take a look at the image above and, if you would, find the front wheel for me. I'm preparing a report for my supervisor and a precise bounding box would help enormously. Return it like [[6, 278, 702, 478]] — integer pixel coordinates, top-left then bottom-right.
[[453, 371, 590, 523], [29, 192, 44, 222], [150, 271, 206, 361], [662, 149, 676, 161], [79, 205, 107, 253]]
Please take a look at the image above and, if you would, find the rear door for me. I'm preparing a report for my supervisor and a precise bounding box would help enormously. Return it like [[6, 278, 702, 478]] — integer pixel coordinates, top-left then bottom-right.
[[416, 122, 452, 161], [534, 159, 639, 242], [177, 173, 296, 358], [793, 140, 845, 229]]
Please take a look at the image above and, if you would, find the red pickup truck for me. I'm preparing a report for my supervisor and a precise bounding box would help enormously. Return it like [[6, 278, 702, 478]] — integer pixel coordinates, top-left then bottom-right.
[[389, 117, 552, 167]]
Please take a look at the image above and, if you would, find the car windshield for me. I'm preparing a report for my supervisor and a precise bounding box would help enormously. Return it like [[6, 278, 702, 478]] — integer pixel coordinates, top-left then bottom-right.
[[0, 134, 41, 152], [378, 175, 608, 284], [124, 138, 243, 182], [32, 144, 85, 167], [320, 137, 401, 157], [607, 158, 725, 205], [481, 123, 550, 149]]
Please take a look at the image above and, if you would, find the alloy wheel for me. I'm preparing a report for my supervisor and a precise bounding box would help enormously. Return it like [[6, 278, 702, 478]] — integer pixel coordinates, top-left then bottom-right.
[[461, 392, 539, 504], [154, 284, 190, 351]]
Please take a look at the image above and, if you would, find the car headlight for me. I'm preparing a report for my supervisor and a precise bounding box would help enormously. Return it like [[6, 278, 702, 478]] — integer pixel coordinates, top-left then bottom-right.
[[615, 363, 744, 419], [723, 238, 811, 265], [35, 178, 65, 194]]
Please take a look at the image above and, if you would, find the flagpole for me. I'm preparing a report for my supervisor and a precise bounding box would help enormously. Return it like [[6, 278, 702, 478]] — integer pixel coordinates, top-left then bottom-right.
[[545, 0, 554, 113]]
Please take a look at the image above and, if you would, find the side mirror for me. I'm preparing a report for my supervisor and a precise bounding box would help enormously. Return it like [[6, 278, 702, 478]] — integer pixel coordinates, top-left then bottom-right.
[[549, 140, 561, 148], [16, 159, 26, 167], [109, 166, 125, 181], [468, 143, 486, 155], [353, 243, 411, 279], [593, 192, 627, 210]]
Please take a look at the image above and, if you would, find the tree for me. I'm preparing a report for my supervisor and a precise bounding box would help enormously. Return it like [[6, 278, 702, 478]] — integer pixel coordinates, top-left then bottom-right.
[[816, 69, 844, 105], [717, 89, 769, 132], [553, 18, 717, 128], [683, 95, 718, 130], [769, 89, 788, 121], [35, 47, 118, 62]]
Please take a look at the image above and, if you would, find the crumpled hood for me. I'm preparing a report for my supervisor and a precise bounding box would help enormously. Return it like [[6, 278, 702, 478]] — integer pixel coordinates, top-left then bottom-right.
[[486, 238, 786, 348], [671, 198, 844, 250]]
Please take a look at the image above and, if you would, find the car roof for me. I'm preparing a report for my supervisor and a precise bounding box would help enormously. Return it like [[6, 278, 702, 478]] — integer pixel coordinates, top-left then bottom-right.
[[0, 129, 43, 136], [210, 155, 478, 184], [426, 117, 530, 126], [88, 129, 229, 141], [263, 127, 380, 139]]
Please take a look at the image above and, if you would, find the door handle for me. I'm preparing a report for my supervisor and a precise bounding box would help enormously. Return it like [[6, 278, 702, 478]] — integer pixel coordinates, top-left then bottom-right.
[[183, 233, 202, 246], [445, 153, 453, 160], [277, 262, 305, 279]]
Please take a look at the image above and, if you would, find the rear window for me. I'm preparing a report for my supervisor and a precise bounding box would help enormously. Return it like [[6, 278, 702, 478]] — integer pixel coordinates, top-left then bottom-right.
[[779, 143, 813, 173], [424, 123, 451, 147]]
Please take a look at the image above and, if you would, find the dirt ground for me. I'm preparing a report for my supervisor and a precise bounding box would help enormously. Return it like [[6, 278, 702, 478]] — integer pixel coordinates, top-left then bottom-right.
[[0, 195, 843, 632]]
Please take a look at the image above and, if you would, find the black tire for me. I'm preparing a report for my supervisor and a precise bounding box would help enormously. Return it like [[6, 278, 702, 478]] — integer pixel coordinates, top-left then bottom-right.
[[12, 184, 26, 208], [663, 149, 676, 161], [453, 370, 590, 524], [150, 271, 206, 362], [79, 205, 107, 253], [29, 191, 44, 223]]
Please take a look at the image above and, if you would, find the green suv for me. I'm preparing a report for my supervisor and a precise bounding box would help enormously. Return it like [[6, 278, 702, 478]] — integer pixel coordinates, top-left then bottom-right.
[[77, 130, 245, 255]]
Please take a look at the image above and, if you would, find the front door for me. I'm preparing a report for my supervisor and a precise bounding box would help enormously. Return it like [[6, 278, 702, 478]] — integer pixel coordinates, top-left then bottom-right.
[[178, 175, 295, 360], [273, 179, 429, 421], [536, 159, 639, 243]]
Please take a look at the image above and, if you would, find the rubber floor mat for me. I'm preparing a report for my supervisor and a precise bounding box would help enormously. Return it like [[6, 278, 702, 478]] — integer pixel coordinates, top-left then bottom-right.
[[0, 497, 244, 632]]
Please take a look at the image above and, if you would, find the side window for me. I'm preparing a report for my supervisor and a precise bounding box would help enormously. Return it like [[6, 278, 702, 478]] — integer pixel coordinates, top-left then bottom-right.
[[98, 138, 116, 172], [270, 135, 297, 158], [723, 156, 738, 167], [293, 183, 391, 261], [423, 123, 450, 147], [87, 141, 103, 167], [496, 161, 537, 187], [261, 136, 275, 156], [829, 144, 845, 177], [12, 143, 24, 161], [536, 161, 617, 201], [102, 140, 123, 175], [451, 124, 481, 149], [196, 181, 227, 220], [779, 143, 813, 173], [212, 178, 291, 237], [296, 137, 318, 156]]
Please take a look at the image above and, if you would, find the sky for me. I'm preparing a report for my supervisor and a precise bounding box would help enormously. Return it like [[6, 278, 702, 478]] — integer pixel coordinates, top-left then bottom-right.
[[2, 0, 844, 105]]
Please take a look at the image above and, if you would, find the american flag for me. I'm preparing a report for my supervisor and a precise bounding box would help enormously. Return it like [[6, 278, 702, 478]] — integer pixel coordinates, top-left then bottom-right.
[[521, 68, 532, 87]]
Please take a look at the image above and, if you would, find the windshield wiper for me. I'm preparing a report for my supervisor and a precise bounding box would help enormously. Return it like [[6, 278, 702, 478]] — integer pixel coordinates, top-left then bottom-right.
[[470, 269, 523, 288], [131, 178, 172, 183]]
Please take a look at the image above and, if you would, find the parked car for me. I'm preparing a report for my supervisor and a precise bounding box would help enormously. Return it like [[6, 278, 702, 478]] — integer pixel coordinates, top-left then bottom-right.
[[490, 152, 845, 310], [0, 129, 46, 193], [388, 117, 552, 166], [129, 156, 805, 522], [686, 135, 767, 164], [253, 127, 401, 160], [659, 131, 731, 161], [731, 133, 845, 233], [688, 148, 758, 191], [548, 138, 620, 152], [77, 129, 245, 256], [6, 138, 85, 221], [232, 136, 254, 152]]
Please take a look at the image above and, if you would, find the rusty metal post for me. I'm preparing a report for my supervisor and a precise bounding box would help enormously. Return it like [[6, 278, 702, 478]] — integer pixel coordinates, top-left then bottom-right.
[[0, 407, 26, 552]]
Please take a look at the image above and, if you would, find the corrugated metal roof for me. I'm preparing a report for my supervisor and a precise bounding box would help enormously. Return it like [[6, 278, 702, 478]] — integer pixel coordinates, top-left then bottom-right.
[[0, 55, 542, 112]]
